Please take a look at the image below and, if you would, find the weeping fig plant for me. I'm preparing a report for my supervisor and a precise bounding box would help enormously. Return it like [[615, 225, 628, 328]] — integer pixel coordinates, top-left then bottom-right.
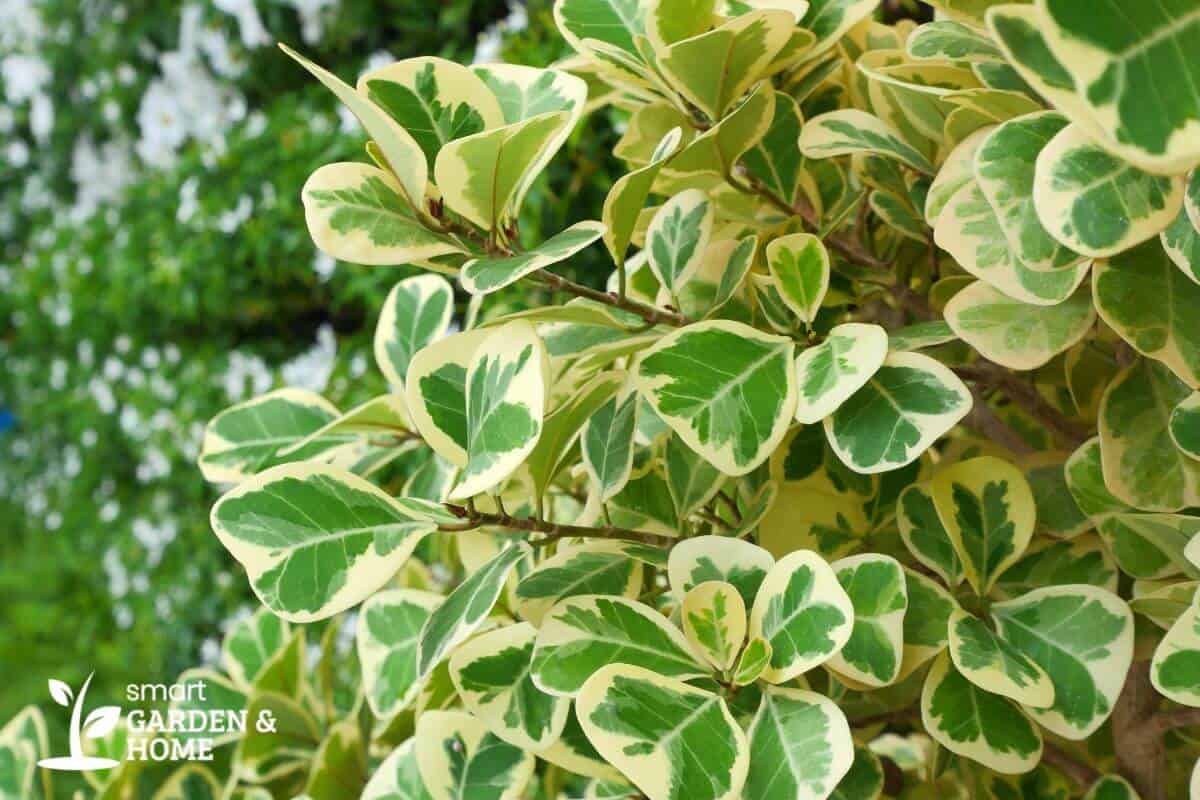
[[11, 1, 1200, 799]]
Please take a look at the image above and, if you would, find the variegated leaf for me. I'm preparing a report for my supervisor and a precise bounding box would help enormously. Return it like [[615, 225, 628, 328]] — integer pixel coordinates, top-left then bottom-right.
[[417, 542, 531, 677], [362, 740, 432, 800], [826, 554, 907, 687], [1083, 776, 1142, 800], [993, 535, 1119, 598], [829, 747, 884, 800], [435, 112, 571, 231], [554, 0, 647, 57], [946, 281, 1095, 370], [199, 389, 346, 484], [1093, 238, 1200, 387], [744, 687, 854, 800], [302, 163, 459, 265], [667, 535, 775, 608], [992, 584, 1134, 740], [926, 125, 994, 226], [900, 568, 956, 680], [1150, 586, 1200, 708], [451, 322, 548, 500], [1171, 391, 1200, 461], [582, 388, 640, 502], [603, 128, 684, 268], [658, 10, 794, 120], [222, 608, 289, 689], [1035, 0, 1200, 174], [1162, 199, 1200, 285], [645, 189, 713, 299], [733, 637, 773, 686], [449, 622, 570, 750], [799, 109, 935, 174], [279, 395, 411, 458], [749, 549, 854, 684], [936, 181, 1091, 306], [415, 710, 535, 800], [461, 221, 605, 295], [801, 0, 880, 56], [358, 57, 504, 172], [930, 456, 1036, 596], [907, 20, 1004, 62], [766, 233, 829, 326], [1099, 359, 1200, 512], [634, 320, 796, 476], [406, 328, 490, 467], [920, 652, 1043, 774], [211, 465, 453, 621], [681, 581, 747, 671], [514, 541, 642, 625], [1033, 124, 1184, 258], [793, 323, 888, 424], [824, 351, 972, 474], [283, 45, 427, 205], [947, 608, 1054, 708], [577, 664, 749, 800], [898, 482, 964, 587], [357, 589, 441, 717], [974, 111, 1082, 271], [375, 274, 455, 390], [532, 595, 708, 696]]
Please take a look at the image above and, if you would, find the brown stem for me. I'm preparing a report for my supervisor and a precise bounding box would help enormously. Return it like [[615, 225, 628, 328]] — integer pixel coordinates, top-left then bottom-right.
[[439, 505, 675, 548], [532, 270, 692, 328], [1042, 743, 1100, 792], [953, 361, 1091, 448], [1154, 707, 1200, 732], [734, 171, 891, 272], [962, 386, 1036, 455], [1113, 661, 1168, 800]]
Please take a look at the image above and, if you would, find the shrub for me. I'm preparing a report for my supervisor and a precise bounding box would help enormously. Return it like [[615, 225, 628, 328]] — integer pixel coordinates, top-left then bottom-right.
[[7, 1, 1200, 799]]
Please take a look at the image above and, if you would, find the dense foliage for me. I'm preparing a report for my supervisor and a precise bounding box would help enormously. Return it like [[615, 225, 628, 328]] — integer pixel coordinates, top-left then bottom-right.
[[7, 0, 1200, 799]]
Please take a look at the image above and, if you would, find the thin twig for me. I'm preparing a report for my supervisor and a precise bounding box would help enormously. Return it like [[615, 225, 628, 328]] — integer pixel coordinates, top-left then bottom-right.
[[961, 386, 1036, 455], [438, 505, 675, 548], [954, 361, 1091, 448], [731, 170, 891, 272], [532, 270, 692, 328]]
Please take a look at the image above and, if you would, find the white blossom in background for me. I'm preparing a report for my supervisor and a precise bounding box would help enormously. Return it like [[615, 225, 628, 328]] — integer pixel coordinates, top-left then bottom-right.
[[0, 1, 44, 51], [282, 324, 337, 392], [222, 351, 273, 400], [473, 0, 529, 64], [28, 91, 53, 141], [200, 637, 221, 665], [135, 7, 248, 169], [177, 176, 201, 223], [1, 53, 51, 102], [283, 0, 338, 45], [70, 136, 137, 220], [217, 193, 253, 233], [313, 251, 336, 281], [5, 140, 29, 168], [213, 0, 271, 48]]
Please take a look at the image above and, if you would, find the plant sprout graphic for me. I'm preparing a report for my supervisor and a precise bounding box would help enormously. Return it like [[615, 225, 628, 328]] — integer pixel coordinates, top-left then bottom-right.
[[37, 673, 122, 771]]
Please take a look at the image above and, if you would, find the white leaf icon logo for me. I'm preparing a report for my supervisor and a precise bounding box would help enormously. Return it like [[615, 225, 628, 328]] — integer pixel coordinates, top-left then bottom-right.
[[48, 679, 73, 707], [83, 706, 121, 740]]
